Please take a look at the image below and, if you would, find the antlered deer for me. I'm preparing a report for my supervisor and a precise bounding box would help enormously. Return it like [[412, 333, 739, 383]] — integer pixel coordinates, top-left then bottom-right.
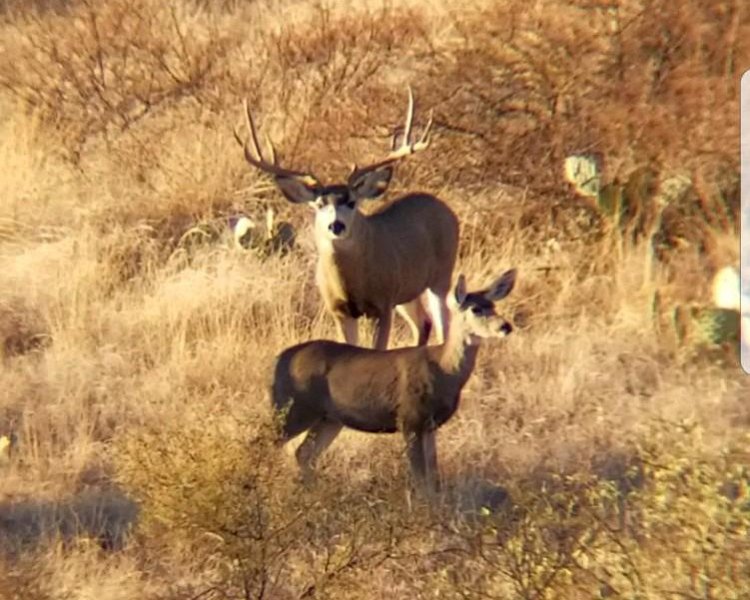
[[235, 89, 459, 350], [270, 269, 517, 493]]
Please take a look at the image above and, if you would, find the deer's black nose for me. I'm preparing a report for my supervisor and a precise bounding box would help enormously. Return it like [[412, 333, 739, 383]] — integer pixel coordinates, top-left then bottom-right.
[[500, 322, 513, 336], [329, 221, 345, 235]]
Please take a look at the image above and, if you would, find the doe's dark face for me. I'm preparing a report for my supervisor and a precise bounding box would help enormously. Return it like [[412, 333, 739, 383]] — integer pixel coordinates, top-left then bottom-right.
[[458, 294, 514, 339], [452, 269, 518, 341], [311, 184, 360, 240]]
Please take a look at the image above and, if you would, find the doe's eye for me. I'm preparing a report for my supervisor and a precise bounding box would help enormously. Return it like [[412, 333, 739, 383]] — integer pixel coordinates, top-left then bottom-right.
[[471, 306, 483, 315], [345, 200, 356, 209]]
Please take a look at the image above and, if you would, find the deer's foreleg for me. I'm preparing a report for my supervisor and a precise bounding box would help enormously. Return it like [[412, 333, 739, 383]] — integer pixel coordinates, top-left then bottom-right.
[[404, 431, 427, 485], [404, 430, 440, 495], [422, 430, 440, 493], [372, 309, 393, 350]]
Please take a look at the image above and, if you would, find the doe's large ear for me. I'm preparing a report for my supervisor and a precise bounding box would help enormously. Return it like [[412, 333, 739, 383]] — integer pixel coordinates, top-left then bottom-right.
[[484, 269, 517, 301], [453, 274, 468, 306], [275, 175, 319, 204], [347, 165, 394, 201]]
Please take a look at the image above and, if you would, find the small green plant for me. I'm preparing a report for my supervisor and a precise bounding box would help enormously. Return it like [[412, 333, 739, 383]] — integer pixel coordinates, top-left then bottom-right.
[[114, 410, 428, 598], [427, 422, 750, 600], [582, 422, 750, 600]]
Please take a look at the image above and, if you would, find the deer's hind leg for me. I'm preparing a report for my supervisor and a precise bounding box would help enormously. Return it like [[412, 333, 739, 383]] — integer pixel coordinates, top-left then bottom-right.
[[336, 315, 359, 346], [272, 397, 319, 447], [396, 298, 432, 346], [295, 419, 343, 482], [426, 288, 451, 345]]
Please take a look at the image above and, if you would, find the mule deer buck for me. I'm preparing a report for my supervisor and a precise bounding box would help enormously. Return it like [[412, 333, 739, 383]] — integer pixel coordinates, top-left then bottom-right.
[[235, 89, 459, 350], [270, 268, 517, 493]]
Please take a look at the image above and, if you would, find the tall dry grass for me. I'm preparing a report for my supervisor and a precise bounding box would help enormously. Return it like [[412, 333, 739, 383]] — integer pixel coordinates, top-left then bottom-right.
[[0, 0, 748, 598]]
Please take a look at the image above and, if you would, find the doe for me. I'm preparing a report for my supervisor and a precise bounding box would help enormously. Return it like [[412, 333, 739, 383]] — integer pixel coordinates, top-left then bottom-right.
[[270, 268, 518, 493]]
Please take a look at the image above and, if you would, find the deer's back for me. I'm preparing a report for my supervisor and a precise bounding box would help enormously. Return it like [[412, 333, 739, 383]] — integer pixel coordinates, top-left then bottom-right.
[[354, 194, 459, 308], [369, 193, 458, 259]]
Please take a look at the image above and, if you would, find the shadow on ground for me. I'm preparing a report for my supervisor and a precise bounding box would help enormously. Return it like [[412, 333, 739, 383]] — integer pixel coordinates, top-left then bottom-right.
[[443, 475, 510, 516], [440, 447, 645, 521], [0, 486, 138, 555]]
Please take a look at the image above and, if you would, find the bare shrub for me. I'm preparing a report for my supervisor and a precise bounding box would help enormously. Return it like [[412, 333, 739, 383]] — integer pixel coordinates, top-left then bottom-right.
[[114, 411, 433, 599], [246, 3, 430, 179], [0, 552, 52, 600], [0, 0, 239, 161], [425, 0, 745, 185], [411, 0, 746, 263], [0, 296, 48, 361]]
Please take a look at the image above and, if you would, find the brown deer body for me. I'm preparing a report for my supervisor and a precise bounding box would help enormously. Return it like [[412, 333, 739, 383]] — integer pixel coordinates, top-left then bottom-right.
[[271, 269, 517, 492], [235, 89, 459, 350]]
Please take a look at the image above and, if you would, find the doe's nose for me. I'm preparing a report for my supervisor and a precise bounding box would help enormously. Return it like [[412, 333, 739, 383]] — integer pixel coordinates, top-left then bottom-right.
[[329, 221, 345, 235], [500, 322, 513, 336]]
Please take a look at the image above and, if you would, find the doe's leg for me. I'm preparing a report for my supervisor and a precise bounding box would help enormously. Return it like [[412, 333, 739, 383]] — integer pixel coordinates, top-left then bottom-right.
[[295, 420, 343, 483], [404, 431, 427, 488], [421, 430, 440, 494]]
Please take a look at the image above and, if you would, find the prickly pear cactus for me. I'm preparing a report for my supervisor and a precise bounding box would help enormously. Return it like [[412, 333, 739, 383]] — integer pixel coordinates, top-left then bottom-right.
[[563, 155, 600, 199], [671, 304, 740, 356], [564, 155, 669, 239], [691, 307, 741, 346], [563, 154, 629, 225]]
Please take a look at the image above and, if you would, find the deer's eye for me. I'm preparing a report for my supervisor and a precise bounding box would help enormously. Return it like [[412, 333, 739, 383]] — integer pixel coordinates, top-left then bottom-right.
[[344, 199, 356, 209], [471, 306, 483, 315]]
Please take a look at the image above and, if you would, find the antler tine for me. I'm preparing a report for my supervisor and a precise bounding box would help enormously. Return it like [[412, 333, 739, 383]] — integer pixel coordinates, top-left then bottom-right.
[[235, 98, 319, 185], [416, 109, 433, 149], [266, 134, 277, 164], [244, 98, 267, 163], [388, 86, 418, 152], [347, 87, 433, 184], [403, 85, 415, 146], [391, 87, 434, 157]]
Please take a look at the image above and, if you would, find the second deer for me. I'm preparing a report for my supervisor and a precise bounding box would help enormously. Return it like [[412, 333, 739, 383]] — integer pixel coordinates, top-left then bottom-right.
[[235, 89, 459, 350], [270, 269, 518, 493]]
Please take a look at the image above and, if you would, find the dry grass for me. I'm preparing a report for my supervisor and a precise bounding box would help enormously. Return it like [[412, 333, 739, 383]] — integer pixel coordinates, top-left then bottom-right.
[[0, 0, 748, 598]]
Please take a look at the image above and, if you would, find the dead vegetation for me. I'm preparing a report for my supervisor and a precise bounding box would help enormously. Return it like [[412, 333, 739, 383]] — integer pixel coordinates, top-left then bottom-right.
[[0, 0, 748, 598]]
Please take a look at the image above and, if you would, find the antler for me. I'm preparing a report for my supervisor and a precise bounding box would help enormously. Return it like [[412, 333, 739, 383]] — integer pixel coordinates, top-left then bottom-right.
[[234, 99, 319, 186], [348, 86, 433, 184]]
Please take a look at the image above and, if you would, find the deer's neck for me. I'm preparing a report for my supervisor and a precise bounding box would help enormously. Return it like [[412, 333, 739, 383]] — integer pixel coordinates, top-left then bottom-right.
[[315, 213, 376, 308], [437, 323, 481, 384]]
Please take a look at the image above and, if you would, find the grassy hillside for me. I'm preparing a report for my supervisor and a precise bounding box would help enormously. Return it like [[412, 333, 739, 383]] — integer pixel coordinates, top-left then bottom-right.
[[0, 0, 748, 598]]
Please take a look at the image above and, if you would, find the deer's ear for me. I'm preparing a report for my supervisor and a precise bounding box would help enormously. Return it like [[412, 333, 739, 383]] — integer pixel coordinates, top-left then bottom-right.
[[484, 269, 517, 301], [348, 166, 393, 201], [275, 176, 319, 204], [453, 274, 468, 306]]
